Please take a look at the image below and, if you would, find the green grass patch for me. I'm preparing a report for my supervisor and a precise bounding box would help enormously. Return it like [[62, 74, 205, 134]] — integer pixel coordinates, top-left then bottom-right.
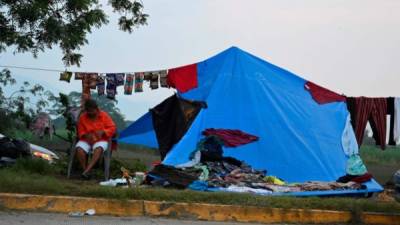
[[1, 141, 399, 214], [0, 157, 399, 214], [360, 145, 400, 165]]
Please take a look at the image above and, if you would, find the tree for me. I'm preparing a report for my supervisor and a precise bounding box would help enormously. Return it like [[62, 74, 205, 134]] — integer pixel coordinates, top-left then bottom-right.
[[0, 0, 148, 66], [51, 91, 128, 130], [0, 68, 56, 134]]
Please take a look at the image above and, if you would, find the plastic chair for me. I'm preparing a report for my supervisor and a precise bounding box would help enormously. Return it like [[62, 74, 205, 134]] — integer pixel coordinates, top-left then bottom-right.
[[67, 136, 116, 180]]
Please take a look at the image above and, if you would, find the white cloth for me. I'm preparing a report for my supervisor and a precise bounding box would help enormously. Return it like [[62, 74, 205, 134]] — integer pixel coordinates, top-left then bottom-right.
[[99, 178, 132, 187], [175, 150, 201, 168], [341, 114, 359, 156], [225, 185, 272, 195], [394, 98, 400, 145], [75, 141, 108, 154]]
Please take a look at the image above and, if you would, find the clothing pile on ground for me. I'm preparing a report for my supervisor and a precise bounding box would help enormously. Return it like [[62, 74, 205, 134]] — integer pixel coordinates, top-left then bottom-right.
[[145, 129, 370, 195]]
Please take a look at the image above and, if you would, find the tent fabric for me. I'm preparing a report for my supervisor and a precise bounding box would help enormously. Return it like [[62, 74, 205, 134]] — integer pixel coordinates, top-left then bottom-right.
[[304, 81, 346, 104], [119, 112, 158, 148], [151, 94, 205, 159], [164, 47, 349, 183], [119, 47, 383, 195], [167, 63, 198, 93]]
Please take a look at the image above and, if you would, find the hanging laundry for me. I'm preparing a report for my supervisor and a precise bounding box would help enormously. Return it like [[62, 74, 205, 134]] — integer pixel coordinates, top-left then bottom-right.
[[106, 73, 117, 100], [167, 63, 198, 93], [304, 81, 346, 104], [202, 128, 259, 147], [124, 74, 134, 95], [346, 97, 357, 128], [159, 70, 168, 87], [134, 72, 144, 93], [80, 73, 97, 105], [59, 71, 72, 83], [83, 73, 98, 89], [341, 114, 359, 156], [115, 73, 125, 86], [143, 72, 152, 81], [387, 97, 396, 145], [81, 85, 91, 105], [96, 75, 105, 96], [346, 97, 387, 150], [74, 72, 84, 80], [394, 98, 400, 145], [150, 72, 159, 90]]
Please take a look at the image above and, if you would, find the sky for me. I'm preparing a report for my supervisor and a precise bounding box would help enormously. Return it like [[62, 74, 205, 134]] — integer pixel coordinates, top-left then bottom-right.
[[1, 0, 400, 120]]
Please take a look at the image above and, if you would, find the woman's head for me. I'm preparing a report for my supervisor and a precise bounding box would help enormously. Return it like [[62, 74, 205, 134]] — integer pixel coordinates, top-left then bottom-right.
[[84, 99, 99, 119]]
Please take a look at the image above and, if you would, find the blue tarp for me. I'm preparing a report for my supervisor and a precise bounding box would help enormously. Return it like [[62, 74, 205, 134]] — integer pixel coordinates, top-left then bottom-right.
[[119, 112, 158, 148], [119, 47, 383, 195]]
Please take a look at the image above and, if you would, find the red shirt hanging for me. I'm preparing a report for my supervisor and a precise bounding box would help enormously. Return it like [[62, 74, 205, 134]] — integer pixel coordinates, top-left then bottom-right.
[[304, 81, 346, 104], [167, 63, 198, 93]]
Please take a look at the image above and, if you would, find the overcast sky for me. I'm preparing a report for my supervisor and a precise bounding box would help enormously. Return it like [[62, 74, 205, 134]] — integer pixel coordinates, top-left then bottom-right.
[[1, 0, 399, 120]]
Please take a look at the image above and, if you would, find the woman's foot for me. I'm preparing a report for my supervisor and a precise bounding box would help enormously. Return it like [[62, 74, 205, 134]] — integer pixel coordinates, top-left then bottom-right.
[[81, 172, 91, 180]]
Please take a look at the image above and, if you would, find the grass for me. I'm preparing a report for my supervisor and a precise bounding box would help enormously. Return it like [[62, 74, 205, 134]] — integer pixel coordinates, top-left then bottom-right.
[[1, 131, 400, 214], [0, 157, 399, 214], [360, 145, 400, 184], [360, 145, 400, 166], [1, 167, 400, 214]]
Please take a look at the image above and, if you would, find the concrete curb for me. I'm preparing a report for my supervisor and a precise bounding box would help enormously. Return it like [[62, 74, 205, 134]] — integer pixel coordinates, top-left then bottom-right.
[[0, 193, 399, 224]]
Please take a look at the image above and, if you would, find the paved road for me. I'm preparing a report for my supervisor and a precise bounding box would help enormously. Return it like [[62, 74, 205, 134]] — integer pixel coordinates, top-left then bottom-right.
[[0, 211, 272, 225]]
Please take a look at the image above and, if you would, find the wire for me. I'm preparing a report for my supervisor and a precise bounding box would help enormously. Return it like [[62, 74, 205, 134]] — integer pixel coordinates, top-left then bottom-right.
[[0, 65, 65, 73], [0, 65, 145, 74], [0, 64, 171, 75]]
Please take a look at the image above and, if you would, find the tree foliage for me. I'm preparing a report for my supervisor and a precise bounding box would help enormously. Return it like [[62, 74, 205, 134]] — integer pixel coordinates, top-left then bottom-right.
[[0, 0, 148, 66], [51, 91, 127, 130], [0, 69, 56, 134]]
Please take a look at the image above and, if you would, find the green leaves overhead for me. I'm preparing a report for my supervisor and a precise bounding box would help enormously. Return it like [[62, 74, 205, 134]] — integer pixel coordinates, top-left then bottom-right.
[[0, 0, 148, 66]]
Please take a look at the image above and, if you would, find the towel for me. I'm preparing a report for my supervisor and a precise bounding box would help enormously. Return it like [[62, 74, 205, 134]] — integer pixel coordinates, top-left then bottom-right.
[[134, 72, 144, 93], [97, 75, 105, 96], [59, 71, 73, 83], [124, 74, 134, 95]]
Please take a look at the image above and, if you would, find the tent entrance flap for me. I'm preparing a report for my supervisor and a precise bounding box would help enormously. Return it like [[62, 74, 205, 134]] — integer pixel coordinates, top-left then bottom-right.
[[151, 94, 206, 159]]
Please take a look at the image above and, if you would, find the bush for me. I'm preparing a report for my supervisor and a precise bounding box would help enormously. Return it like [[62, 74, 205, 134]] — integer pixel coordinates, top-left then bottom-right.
[[11, 158, 54, 175]]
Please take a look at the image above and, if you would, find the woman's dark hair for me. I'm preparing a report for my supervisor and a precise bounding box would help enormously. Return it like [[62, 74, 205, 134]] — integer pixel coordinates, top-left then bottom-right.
[[84, 99, 98, 111]]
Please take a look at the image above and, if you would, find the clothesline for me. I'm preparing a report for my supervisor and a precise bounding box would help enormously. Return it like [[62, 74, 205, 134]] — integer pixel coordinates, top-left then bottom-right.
[[0, 65, 168, 74]]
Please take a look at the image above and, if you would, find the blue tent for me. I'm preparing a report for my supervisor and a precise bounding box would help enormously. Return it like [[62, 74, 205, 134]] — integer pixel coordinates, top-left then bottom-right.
[[119, 47, 383, 196]]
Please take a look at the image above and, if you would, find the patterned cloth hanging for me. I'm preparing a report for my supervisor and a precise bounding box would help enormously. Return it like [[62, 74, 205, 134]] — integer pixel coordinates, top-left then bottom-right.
[[115, 73, 125, 86], [88, 73, 98, 89], [97, 75, 105, 96], [74, 72, 84, 80], [76, 72, 96, 105], [106, 74, 117, 100], [59, 71, 73, 83], [143, 72, 152, 81], [150, 72, 159, 90], [160, 70, 168, 87], [124, 74, 134, 95], [134, 72, 144, 93]]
